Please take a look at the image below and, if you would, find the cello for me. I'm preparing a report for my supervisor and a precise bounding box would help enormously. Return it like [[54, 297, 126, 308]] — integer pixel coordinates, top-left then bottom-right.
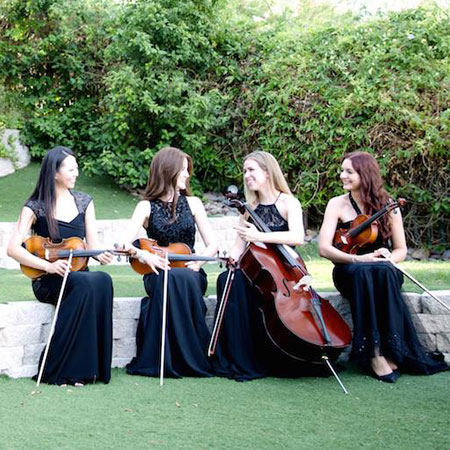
[[210, 189, 352, 392]]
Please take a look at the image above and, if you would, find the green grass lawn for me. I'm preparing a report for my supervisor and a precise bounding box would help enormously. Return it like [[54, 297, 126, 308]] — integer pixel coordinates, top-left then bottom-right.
[[0, 162, 139, 221], [0, 367, 449, 449], [1, 256, 449, 303]]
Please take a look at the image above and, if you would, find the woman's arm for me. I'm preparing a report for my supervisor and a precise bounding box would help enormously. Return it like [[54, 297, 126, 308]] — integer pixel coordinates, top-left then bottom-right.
[[84, 200, 113, 265], [7, 207, 69, 276], [185, 196, 218, 271], [122, 200, 166, 273], [319, 197, 360, 264], [385, 207, 407, 263]]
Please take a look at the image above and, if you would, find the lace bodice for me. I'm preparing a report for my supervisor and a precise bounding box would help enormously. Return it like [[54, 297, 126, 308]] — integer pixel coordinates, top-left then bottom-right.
[[145, 195, 196, 250], [253, 203, 289, 232], [25, 190, 92, 239]]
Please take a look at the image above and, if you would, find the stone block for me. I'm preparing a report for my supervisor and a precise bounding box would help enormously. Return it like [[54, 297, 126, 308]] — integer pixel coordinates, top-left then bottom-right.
[[412, 314, 450, 333], [415, 332, 436, 350], [113, 338, 136, 358], [0, 324, 43, 347], [402, 293, 422, 314], [12, 302, 54, 326], [421, 291, 450, 315], [443, 353, 450, 364], [113, 319, 138, 340], [0, 346, 24, 370], [204, 295, 217, 320], [41, 323, 52, 341], [113, 298, 141, 319], [5, 364, 37, 379], [23, 343, 45, 365], [436, 333, 450, 352], [112, 357, 133, 368]]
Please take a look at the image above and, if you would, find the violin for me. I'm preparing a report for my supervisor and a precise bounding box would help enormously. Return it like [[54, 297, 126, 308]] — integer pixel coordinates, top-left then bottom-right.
[[222, 191, 352, 365], [21, 235, 127, 279], [129, 238, 226, 275], [333, 198, 406, 254]]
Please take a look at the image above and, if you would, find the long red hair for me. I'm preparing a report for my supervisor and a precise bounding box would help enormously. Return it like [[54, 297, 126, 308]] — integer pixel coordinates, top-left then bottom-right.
[[344, 152, 391, 240]]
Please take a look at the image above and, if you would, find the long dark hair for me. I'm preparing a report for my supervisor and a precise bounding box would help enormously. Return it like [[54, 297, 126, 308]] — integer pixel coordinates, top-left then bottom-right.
[[344, 151, 391, 240], [143, 147, 192, 220], [28, 146, 75, 239]]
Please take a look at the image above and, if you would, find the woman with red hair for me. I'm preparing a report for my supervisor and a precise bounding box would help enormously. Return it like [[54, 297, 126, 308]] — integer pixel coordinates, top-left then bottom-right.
[[319, 152, 447, 382]]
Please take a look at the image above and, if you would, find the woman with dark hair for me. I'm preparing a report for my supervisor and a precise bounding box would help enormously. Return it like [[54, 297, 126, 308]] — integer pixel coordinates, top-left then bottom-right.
[[7, 146, 114, 386], [211, 151, 313, 381], [125, 147, 218, 378], [318, 151, 448, 382]]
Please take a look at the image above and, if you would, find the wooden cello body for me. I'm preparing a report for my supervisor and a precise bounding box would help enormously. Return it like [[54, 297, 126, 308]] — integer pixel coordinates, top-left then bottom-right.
[[227, 194, 352, 364], [240, 242, 351, 363]]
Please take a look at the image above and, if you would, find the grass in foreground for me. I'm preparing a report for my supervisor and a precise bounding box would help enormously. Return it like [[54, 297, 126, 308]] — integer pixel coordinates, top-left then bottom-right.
[[1, 257, 449, 303], [0, 162, 138, 221], [0, 367, 449, 449]]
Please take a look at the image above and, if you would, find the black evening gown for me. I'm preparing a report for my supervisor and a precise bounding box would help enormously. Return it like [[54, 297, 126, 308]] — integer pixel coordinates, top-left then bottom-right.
[[212, 203, 330, 381], [26, 191, 113, 385], [126, 196, 214, 378], [332, 199, 448, 375]]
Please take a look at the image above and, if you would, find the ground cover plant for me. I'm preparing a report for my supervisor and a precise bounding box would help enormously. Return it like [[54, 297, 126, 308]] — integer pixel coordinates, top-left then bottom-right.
[[1, 253, 449, 303], [0, 367, 449, 449]]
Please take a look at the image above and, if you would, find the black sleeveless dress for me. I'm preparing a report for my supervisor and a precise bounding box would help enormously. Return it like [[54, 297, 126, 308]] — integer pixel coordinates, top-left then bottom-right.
[[26, 191, 113, 385], [332, 199, 448, 375], [212, 203, 328, 381], [126, 196, 214, 378]]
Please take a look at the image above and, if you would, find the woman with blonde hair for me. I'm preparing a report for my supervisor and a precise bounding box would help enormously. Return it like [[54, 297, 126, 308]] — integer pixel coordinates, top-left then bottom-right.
[[125, 147, 218, 378], [211, 151, 313, 381]]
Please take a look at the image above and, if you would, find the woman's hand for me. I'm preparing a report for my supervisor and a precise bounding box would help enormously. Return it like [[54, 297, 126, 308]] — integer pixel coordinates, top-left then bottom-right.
[[352, 249, 391, 263], [185, 261, 202, 272], [234, 221, 262, 243], [96, 251, 114, 265], [373, 247, 392, 260], [136, 249, 168, 275], [46, 259, 71, 277]]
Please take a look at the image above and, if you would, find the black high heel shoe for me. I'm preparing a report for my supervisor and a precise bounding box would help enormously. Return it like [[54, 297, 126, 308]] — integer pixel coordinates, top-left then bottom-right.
[[371, 369, 398, 383]]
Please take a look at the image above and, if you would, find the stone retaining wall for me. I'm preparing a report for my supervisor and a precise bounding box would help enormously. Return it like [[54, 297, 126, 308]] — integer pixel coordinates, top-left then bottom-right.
[[0, 216, 239, 269], [1, 292, 449, 378]]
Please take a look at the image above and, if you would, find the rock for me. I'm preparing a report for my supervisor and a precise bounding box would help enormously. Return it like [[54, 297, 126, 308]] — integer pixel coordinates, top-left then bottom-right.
[[304, 229, 316, 242], [411, 248, 430, 260], [442, 250, 450, 261], [0, 129, 30, 177]]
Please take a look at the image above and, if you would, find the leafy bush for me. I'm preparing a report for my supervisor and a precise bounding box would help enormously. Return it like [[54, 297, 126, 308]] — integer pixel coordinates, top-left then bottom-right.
[[0, 1, 448, 246]]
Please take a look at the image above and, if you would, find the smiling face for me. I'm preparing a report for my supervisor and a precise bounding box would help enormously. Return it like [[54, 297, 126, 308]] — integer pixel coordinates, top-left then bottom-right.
[[55, 155, 79, 190], [176, 157, 190, 191], [340, 158, 361, 192], [243, 158, 269, 192]]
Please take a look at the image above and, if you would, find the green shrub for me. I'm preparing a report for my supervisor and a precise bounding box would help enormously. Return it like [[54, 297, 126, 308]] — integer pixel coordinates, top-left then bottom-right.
[[0, 1, 448, 246]]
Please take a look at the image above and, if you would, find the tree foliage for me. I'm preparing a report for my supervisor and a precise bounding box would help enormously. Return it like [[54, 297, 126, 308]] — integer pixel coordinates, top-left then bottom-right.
[[0, 1, 448, 246]]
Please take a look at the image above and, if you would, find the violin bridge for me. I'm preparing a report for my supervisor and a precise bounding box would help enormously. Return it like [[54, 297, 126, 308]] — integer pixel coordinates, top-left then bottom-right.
[[341, 235, 348, 245]]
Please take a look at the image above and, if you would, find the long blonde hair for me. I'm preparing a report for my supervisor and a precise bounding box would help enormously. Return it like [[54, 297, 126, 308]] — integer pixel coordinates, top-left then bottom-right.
[[243, 151, 291, 206]]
